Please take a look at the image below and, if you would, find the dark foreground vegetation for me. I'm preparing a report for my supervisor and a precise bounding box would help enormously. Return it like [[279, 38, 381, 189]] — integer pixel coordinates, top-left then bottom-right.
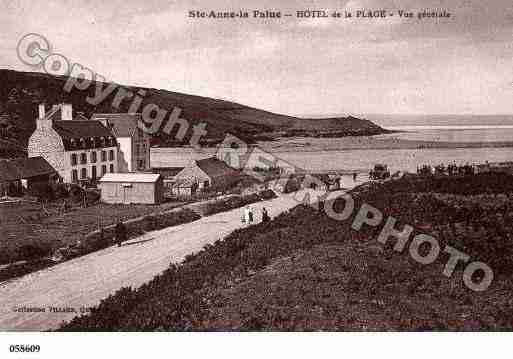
[[60, 173, 513, 331]]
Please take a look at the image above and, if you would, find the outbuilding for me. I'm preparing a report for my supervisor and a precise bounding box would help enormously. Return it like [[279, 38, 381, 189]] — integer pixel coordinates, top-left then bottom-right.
[[98, 173, 163, 204], [0, 156, 59, 197], [174, 157, 240, 192]]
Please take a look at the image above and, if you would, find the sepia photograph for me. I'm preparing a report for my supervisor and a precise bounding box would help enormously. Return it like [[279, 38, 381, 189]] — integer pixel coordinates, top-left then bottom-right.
[[0, 0, 512, 357]]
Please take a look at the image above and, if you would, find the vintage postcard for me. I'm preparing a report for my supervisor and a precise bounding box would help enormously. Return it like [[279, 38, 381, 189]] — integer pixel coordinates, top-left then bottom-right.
[[1, 0, 512, 357]]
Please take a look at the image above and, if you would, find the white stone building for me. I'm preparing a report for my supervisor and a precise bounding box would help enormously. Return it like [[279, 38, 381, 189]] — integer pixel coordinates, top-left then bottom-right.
[[28, 104, 118, 183], [91, 113, 150, 173]]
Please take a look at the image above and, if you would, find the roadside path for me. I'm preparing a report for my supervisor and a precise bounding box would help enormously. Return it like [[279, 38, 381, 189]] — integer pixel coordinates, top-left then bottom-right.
[[0, 188, 351, 331]]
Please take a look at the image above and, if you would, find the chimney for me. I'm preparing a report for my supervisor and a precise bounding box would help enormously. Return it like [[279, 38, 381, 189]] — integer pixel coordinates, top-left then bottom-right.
[[36, 103, 52, 130], [60, 103, 73, 121], [38, 103, 45, 119]]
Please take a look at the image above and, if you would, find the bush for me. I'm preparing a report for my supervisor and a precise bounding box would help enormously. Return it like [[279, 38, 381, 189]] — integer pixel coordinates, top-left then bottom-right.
[[69, 185, 84, 202], [85, 190, 100, 205], [52, 183, 69, 199], [203, 190, 277, 216], [283, 178, 301, 193], [28, 183, 54, 202], [16, 244, 51, 262]]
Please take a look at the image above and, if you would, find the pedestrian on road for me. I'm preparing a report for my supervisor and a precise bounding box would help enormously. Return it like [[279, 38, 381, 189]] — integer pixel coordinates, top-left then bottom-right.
[[262, 207, 270, 223], [115, 220, 127, 247], [248, 206, 254, 224], [243, 206, 250, 225]]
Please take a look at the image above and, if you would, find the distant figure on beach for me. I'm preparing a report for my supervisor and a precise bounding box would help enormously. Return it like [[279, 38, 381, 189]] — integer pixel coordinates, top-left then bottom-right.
[[115, 220, 127, 247], [353, 172, 357, 182], [262, 207, 270, 223]]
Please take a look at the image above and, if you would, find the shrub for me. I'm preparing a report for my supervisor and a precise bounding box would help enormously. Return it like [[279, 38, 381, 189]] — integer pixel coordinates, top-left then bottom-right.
[[203, 190, 277, 216], [52, 183, 69, 199], [283, 178, 301, 193], [16, 244, 51, 262], [69, 185, 84, 202], [28, 183, 54, 202], [85, 190, 100, 205]]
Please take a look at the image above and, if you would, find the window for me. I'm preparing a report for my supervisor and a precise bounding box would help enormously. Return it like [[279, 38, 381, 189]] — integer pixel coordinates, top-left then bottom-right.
[[81, 168, 87, 179], [91, 166, 97, 179], [135, 144, 140, 156], [109, 164, 114, 173], [71, 169, 78, 182], [138, 160, 145, 169], [102, 165, 107, 175], [109, 149, 114, 161], [91, 151, 97, 163], [81, 138, 86, 148], [71, 154, 77, 166], [80, 153, 87, 164], [101, 151, 106, 162]]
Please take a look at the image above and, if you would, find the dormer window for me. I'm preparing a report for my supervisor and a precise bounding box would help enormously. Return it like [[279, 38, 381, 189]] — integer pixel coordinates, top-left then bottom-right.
[[101, 137, 106, 147], [70, 139, 76, 149], [80, 138, 86, 148]]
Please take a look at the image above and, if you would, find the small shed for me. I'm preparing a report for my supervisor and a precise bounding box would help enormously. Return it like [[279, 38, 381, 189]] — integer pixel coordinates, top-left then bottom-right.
[[0, 157, 58, 196], [98, 173, 163, 204], [174, 157, 240, 192], [168, 178, 198, 198]]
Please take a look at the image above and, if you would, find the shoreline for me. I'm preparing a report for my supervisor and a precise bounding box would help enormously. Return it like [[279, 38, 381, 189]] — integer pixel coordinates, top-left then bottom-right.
[[258, 136, 513, 153]]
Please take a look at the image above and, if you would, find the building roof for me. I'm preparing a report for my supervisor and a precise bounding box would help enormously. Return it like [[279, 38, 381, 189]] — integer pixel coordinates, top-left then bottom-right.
[[98, 173, 161, 183], [52, 120, 116, 151], [195, 157, 239, 178], [90, 113, 142, 137], [0, 157, 57, 182], [152, 167, 184, 177], [53, 121, 114, 140]]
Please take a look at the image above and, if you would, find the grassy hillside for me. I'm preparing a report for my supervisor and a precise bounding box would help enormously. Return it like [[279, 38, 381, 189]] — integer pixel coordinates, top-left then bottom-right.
[[60, 173, 513, 331], [0, 69, 387, 157]]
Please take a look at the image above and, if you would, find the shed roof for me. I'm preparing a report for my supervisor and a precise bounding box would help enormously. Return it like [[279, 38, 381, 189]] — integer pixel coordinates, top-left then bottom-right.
[[0, 157, 57, 182], [152, 167, 184, 177], [98, 173, 161, 183], [195, 157, 239, 178]]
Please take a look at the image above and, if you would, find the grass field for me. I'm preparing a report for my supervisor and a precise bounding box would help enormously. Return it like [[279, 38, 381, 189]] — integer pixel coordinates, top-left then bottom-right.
[[0, 199, 185, 265]]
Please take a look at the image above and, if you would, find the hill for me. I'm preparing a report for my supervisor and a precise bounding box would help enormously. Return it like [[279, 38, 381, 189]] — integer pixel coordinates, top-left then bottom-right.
[[60, 173, 513, 331], [0, 69, 387, 157]]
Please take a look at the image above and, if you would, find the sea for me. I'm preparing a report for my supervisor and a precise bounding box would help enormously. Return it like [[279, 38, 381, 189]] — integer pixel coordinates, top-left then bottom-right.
[[266, 115, 513, 174]]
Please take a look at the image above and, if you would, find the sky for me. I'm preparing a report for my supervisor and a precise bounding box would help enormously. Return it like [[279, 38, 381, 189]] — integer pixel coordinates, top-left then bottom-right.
[[1, 0, 512, 116]]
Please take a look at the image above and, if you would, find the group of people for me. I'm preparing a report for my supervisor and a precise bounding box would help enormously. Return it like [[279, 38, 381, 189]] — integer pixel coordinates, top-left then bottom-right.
[[417, 162, 476, 177], [242, 205, 270, 225]]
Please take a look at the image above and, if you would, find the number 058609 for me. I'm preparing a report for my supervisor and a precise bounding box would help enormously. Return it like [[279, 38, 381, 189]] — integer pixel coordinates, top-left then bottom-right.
[[9, 344, 40, 353]]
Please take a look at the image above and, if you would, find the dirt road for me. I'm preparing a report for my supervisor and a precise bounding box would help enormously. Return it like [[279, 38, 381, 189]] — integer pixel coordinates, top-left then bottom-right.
[[0, 188, 347, 331]]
